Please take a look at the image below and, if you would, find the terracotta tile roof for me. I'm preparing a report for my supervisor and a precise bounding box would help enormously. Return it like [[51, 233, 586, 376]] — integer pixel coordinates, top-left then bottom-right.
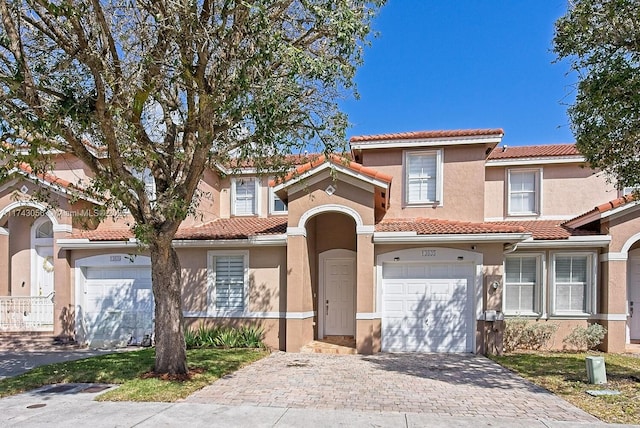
[[490, 220, 599, 240], [18, 163, 75, 189], [564, 194, 637, 225], [350, 128, 504, 143], [375, 218, 526, 235], [70, 228, 133, 241], [176, 217, 287, 240], [69, 217, 288, 241], [224, 153, 321, 170], [275, 154, 392, 186], [487, 144, 581, 160]]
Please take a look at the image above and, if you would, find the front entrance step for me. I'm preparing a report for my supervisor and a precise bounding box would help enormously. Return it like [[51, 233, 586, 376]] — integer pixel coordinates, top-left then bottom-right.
[[300, 336, 357, 355], [0, 331, 82, 351]]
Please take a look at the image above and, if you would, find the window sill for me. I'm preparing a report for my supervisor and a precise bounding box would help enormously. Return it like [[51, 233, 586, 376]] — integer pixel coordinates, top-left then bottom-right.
[[404, 201, 442, 208], [504, 312, 543, 318], [507, 212, 540, 217], [549, 312, 593, 319]]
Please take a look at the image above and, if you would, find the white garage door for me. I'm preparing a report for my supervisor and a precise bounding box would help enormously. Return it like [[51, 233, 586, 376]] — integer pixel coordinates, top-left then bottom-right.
[[382, 262, 474, 352], [84, 266, 153, 348]]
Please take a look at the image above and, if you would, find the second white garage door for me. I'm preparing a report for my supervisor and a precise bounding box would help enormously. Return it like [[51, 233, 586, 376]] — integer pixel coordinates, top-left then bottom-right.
[[83, 266, 154, 348], [382, 262, 474, 353]]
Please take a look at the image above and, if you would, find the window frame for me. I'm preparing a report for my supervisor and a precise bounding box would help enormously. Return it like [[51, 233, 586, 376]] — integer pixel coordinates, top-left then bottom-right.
[[207, 250, 249, 314], [550, 251, 597, 317], [269, 179, 287, 215], [231, 177, 260, 216], [403, 149, 443, 206], [503, 253, 545, 317], [507, 168, 542, 216]]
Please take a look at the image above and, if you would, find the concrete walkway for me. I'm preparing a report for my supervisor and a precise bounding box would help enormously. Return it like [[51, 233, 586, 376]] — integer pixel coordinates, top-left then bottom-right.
[[0, 382, 636, 427], [187, 352, 596, 422]]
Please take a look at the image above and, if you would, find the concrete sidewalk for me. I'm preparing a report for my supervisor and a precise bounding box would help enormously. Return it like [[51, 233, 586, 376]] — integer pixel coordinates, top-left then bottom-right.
[[0, 383, 637, 428]]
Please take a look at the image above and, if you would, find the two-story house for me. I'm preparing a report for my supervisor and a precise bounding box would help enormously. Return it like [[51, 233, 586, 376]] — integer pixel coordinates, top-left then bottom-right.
[[0, 128, 637, 354]]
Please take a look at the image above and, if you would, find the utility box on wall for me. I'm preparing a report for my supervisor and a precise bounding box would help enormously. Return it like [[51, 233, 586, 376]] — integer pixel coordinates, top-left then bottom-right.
[[586, 356, 607, 384]]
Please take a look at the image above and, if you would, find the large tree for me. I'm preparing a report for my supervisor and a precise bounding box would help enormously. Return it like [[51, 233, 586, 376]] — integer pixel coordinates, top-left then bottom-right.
[[554, 0, 640, 189], [0, 0, 383, 374]]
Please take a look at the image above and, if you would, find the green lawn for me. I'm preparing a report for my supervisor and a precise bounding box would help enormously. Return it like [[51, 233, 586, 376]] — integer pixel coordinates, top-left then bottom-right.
[[0, 348, 268, 402], [490, 352, 640, 425]]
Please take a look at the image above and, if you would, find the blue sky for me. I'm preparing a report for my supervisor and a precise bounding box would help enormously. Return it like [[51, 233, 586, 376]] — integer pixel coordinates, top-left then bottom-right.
[[340, 0, 576, 146]]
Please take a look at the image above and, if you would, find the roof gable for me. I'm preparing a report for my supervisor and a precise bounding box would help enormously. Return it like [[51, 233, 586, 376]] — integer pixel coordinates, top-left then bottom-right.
[[563, 194, 638, 228], [272, 154, 392, 191]]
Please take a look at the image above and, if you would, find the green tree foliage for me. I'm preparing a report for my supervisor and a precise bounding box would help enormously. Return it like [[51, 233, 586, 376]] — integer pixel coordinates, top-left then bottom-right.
[[554, 0, 640, 189], [0, 0, 384, 374]]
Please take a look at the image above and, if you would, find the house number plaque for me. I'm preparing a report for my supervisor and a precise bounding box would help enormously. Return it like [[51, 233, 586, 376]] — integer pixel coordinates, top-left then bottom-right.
[[421, 250, 436, 257]]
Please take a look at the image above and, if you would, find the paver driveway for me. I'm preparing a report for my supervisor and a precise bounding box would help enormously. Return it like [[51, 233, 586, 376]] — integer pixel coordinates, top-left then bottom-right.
[[186, 352, 597, 422]]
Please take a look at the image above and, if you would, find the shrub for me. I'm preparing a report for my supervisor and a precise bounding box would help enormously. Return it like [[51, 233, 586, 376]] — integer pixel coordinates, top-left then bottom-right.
[[563, 323, 607, 351], [503, 318, 558, 353], [184, 324, 265, 349]]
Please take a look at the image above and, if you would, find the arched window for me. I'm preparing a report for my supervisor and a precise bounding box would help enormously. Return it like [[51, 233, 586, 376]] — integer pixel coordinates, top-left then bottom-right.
[[35, 218, 53, 239]]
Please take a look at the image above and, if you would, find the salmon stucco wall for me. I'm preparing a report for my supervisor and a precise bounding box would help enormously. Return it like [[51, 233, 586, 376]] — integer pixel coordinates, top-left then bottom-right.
[[360, 145, 487, 222], [484, 163, 614, 220]]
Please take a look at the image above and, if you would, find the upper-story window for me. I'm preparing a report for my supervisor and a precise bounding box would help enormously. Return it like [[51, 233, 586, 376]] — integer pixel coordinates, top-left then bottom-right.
[[231, 177, 258, 216], [131, 168, 156, 202], [404, 149, 443, 205], [508, 169, 541, 216], [269, 184, 287, 215]]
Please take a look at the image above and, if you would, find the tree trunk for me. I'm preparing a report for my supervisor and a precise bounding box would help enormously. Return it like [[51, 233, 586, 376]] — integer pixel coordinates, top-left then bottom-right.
[[149, 237, 187, 374]]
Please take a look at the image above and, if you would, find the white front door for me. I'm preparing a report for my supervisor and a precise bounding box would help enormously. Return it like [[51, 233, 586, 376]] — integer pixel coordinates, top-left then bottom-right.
[[628, 250, 640, 341], [324, 258, 355, 336], [34, 246, 54, 297]]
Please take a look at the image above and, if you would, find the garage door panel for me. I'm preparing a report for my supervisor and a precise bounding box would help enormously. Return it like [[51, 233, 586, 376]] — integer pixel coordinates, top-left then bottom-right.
[[84, 267, 153, 348], [382, 262, 473, 353]]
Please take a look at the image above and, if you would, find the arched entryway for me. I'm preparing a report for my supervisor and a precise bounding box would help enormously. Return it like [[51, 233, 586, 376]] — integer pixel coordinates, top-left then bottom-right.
[[31, 216, 54, 297], [304, 211, 357, 340]]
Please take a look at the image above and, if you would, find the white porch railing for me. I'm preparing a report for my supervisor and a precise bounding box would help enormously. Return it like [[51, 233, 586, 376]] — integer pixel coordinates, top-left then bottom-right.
[[0, 295, 54, 331]]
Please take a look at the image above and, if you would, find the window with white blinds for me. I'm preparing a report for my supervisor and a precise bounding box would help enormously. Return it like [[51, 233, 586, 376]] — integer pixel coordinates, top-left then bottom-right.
[[232, 178, 258, 216], [554, 254, 590, 314], [504, 255, 540, 315], [213, 255, 245, 310], [405, 150, 442, 204], [508, 169, 540, 215]]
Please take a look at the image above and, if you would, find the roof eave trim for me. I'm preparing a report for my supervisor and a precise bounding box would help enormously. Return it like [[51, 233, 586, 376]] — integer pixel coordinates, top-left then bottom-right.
[[516, 235, 611, 248], [373, 232, 531, 244], [172, 235, 287, 247], [351, 135, 502, 150], [485, 156, 585, 166], [563, 211, 601, 228], [57, 238, 139, 249], [564, 200, 640, 228], [58, 234, 288, 249]]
